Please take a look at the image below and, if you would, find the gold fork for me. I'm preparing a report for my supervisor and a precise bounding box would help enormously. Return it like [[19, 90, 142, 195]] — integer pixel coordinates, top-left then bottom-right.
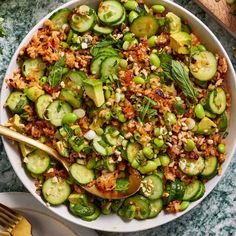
[[0, 203, 32, 236]]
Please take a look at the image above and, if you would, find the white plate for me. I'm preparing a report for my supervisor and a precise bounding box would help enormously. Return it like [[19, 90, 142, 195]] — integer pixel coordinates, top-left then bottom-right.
[[0, 192, 98, 236], [1, 0, 236, 233]]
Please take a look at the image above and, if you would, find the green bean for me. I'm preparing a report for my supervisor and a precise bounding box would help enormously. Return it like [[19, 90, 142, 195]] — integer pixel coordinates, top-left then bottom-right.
[[148, 36, 157, 48], [195, 104, 205, 119], [152, 4, 165, 13], [150, 53, 161, 68], [154, 127, 161, 137], [123, 32, 134, 41], [159, 154, 170, 166], [133, 76, 145, 84], [180, 201, 190, 211], [154, 138, 164, 149], [143, 146, 154, 159], [124, 0, 139, 11], [62, 113, 78, 124], [122, 41, 130, 50], [218, 143, 226, 154], [129, 10, 139, 23], [164, 112, 177, 125], [184, 139, 196, 152]]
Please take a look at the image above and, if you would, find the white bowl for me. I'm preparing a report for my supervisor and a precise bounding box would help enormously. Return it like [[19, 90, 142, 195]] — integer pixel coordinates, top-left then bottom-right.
[[1, 0, 236, 232]]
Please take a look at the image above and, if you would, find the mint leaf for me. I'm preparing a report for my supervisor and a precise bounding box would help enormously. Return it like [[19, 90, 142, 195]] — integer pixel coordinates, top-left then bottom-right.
[[114, 178, 129, 191]]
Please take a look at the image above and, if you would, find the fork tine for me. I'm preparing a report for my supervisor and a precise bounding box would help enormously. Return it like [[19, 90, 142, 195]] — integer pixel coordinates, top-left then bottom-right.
[[0, 204, 20, 220], [0, 213, 16, 226], [0, 217, 12, 229], [0, 232, 11, 236]]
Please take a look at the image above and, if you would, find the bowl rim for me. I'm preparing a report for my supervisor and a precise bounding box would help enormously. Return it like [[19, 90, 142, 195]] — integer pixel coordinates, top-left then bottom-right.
[[1, 0, 236, 232]]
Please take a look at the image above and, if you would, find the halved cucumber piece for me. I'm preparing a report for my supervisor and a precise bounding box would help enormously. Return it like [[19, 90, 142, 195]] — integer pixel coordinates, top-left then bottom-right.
[[26, 149, 50, 175], [80, 206, 101, 221], [111, 11, 126, 26], [96, 47, 119, 56], [59, 88, 81, 108], [141, 175, 163, 200], [90, 55, 108, 76], [182, 180, 201, 201], [208, 87, 226, 115], [50, 8, 71, 30], [190, 51, 217, 81], [98, 1, 124, 24], [104, 133, 118, 146], [24, 86, 45, 102], [148, 198, 163, 218], [92, 136, 108, 156], [47, 100, 72, 127], [5, 91, 29, 114], [191, 182, 205, 201], [218, 112, 228, 132], [70, 163, 95, 185], [100, 56, 121, 80], [200, 156, 218, 178], [19, 143, 35, 158], [70, 6, 95, 33], [22, 58, 46, 80], [179, 157, 205, 176], [42, 177, 71, 205], [93, 24, 113, 34], [131, 15, 158, 38], [35, 94, 53, 119], [126, 142, 142, 163]]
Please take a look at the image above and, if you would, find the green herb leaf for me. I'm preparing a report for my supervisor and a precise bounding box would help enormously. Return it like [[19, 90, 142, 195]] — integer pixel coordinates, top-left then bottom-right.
[[162, 60, 198, 102], [114, 178, 129, 191], [48, 56, 66, 88], [90, 40, 118, 56]]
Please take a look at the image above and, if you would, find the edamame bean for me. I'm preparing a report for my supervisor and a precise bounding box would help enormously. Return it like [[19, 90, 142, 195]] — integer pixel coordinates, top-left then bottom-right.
[[195, 104, 205, 119], [123, 32, 134, 41], [129, 11, 139, 23], [180, 201, 190, 211], [154, 138, 164, 148], [133, 76, 145, 84], [218, 143, 226, 154], [117, 113, 127, 123], [150, 53, 161, 68], [151, 4, 165, 13], [154, 127, 161, 137], [164, 112, 177, 125], [159, 154, 170, 166], [143, 146, 154, 159], [148, 36, 157, 48], [184, 139, 196, 152], [62, 113, 78, 124], [122, 41, 130, 50], [124, 0, 139, 10], [197, 44, 207, 52], [119, 59, 128, 69]]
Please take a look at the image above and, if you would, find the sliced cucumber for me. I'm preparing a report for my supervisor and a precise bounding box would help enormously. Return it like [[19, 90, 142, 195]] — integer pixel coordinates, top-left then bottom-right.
[[104, 133, 118, 146], [174, 179, 186, 200], [218, 112, 228, 132], [50, 8, 71, 30], [190, 51, 217, 81], [80, 206, 101, 221], [70, 163, 95, 185], [47, 100, 72, 127], [148, 199, 163, 218], [98, 1, 124, 24], [42, 177, 71, 205], [100, 56, 121, 80], [141, 175, 163, 200], [126, 142, 141, 163], [111, 10, 126, 26], [19, 143, 35, 158], [191, 182, 205, 201], [92, 136, 107, 156], [5, 91, 29, 114], [179, 157, 205, 176], [35, 94, 53, 119], [131, 15, 158, 38], [70, 6, 95, 33], [26, 149, 50, 175], [200, 156, 218, 178], [64, 70, 87, 88], [208, 88, 226, 115], [182, 180, 201, 201], [93, 24, 113, 34], [59, 88, 81, 108], [90, 55, 108, 76], [22, 58, 46, 80], [96, 47, 119, 57]]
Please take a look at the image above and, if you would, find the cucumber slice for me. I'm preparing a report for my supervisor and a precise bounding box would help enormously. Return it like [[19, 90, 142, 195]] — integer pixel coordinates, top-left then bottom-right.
[[26, 149, 50, 175], [80, 206, 101, 221], [93, 24, 113, 34], [174, 179, 186, 200], [22, 58, 46, 80], [35, 94, 53, 119], [69, 163, 95, 185], [100, 56, 121, 80], [191, 182, 205, 201], [208, 88, 226, 115], [182, 180, 201, 201], [59, 88, 81, 108], [141, 175, 163, 200], [126, 142, 141, 163], [200, 156, 218, 178], [90, 55, 108, 76], [148, 199, 163, 218], [131, 15, 158, 38], [111, 10, 126, 26], [104, 133, 118, 146], [47, 100, 72, 127], [98, 1, 124, 24], [179, 157, 205, 176], [50, 8, 71, 30], [92, 136, 107, 156], [218, 112, 228, 132], [42, 177, 71, 205], [70, 6, 95, 33], [190, 51, 217, 81], [5, 91, 29, 114], [96, 47, 119, 56], [64, 70, 87, 88], [19, 143, 35, 158]]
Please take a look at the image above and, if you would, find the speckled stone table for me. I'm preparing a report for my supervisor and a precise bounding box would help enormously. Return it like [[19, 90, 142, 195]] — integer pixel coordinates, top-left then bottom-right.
[[0, 0, 235, 235]]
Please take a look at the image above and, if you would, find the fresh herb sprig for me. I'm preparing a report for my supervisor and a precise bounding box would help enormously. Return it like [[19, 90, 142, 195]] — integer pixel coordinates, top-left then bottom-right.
[[162, 60, 198, 102], [138, 96, 157, 121]]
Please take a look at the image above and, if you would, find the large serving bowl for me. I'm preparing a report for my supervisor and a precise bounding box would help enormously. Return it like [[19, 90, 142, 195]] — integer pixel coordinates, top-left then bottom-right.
[[1, 0, 236, 232]]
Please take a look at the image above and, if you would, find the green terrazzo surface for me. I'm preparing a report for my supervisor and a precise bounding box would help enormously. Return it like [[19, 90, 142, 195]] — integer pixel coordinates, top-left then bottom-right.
[[0, 0, 235, 235]]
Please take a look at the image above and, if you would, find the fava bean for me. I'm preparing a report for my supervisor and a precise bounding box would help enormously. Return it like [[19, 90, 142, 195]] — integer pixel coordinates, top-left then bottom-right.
[[150, 53, 161, 68], [62, 113, 78, 124], [195, 104, 205, 119], [129, 11, 139, 23], [184, 139, 196, 152], [152, 4, 165, 13]]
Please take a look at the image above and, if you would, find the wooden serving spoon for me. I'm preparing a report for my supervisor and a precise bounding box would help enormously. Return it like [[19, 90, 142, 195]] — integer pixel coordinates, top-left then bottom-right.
[[0, 125, 141, 199]]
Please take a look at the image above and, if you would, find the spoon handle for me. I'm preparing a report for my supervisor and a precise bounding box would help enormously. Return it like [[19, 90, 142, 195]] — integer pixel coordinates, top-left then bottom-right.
[[0, 125, 70, 171]]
